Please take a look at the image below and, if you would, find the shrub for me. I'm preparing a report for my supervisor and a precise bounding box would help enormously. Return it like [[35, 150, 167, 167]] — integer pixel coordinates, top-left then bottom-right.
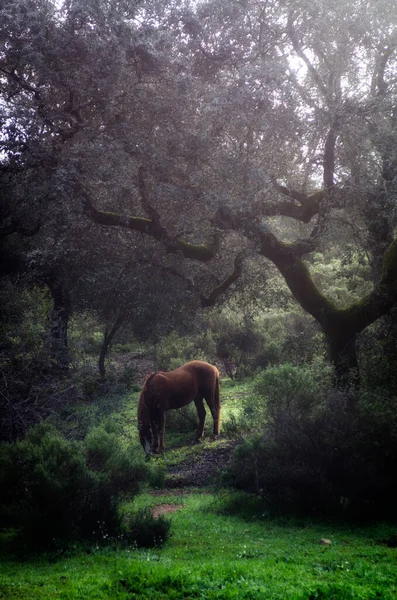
[[226, 366, 397, 520], [214, 317, 264, 379], [241, 361, 332, 429], [123, 507, 171, 548], [0, 423, 148, 546], [84, 425, 147, 495], [153, 330, 216, 372], [0, 282, 75, 441], [69, 312, 104, 357]]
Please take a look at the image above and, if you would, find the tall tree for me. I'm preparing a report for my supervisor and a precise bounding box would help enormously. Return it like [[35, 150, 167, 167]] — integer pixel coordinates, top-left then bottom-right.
[[2, 0, 397, 390]]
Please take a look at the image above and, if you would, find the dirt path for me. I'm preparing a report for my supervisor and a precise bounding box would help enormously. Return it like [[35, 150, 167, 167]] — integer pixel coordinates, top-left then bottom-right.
[[150, 440, 237, 516], [164, 440, 237, 488]]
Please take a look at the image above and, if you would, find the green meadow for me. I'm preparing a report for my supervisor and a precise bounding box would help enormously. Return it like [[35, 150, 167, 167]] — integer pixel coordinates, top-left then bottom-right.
[[1, 490, 397, 599]]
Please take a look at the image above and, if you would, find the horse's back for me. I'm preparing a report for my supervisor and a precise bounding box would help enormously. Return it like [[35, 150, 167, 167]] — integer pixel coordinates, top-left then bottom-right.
[[175, 360, 219, 377], [149, 361, 218, 409], [175, 360, 218, 384]]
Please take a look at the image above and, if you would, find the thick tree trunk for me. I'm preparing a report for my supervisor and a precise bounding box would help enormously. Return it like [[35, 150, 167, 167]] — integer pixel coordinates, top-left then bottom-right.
[[47, 277, 71, 370], [216, 207, 397, 391], [326, 332, 360, 392]]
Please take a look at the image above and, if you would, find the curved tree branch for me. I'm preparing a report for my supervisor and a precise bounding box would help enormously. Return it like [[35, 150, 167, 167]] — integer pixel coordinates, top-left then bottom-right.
[[201, 250, 246, 307], [268, 180, 325, 223], [83, 190, 221, 263], [371, 36, 397, 97], [216, 206, 397, 339]]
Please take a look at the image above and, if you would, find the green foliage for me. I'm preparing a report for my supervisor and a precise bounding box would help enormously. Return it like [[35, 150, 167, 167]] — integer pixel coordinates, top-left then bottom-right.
[[254, 310, 324, 368], [117, 364, 139, 389], [123, 507, 171, 548], [359, 316, 397, 395], [69, 312, 104, 357], [0, 281, 57, 441], [0, 423, 148, 546], [242, 361, 332, 427], [84, 425, 146, 494], [310, 252, 372, 309], [153, 330, 216, 372], [227, 380, 397, 520], [213, 314, 265, 379], [209, 308, 324, 381], [147, 463, 166, 489], [0, 281, 50, 358]]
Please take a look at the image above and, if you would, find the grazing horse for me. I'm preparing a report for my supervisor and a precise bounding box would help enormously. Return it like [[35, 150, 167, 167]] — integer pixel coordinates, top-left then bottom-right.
[[138, 360, 221, 455]]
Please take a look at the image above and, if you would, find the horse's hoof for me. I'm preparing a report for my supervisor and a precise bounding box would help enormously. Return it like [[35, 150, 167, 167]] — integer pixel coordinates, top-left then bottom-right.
[[190, 438, 202, 445]]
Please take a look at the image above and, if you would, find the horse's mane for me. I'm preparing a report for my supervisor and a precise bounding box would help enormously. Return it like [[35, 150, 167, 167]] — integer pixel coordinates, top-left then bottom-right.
[[138, 373, 158, 427]]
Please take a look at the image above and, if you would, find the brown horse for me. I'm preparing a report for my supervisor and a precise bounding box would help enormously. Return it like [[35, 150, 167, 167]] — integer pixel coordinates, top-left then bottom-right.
[[137, 360, 221, 455]]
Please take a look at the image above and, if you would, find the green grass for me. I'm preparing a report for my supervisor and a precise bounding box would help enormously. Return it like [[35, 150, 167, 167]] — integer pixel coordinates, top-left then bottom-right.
[[1, 491, 397, 599], [2, 378, 396, 599]]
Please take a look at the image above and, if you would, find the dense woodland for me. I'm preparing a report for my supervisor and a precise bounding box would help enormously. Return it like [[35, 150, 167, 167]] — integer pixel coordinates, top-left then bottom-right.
[[1, 0, 397, 550]]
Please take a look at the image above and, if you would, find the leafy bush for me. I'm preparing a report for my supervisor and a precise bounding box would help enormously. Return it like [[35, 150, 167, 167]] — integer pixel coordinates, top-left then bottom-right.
[[0, 423, 148, 546], [226, 365, 397, 520], [153, 330, 216, 372], [0, 281, 73, 441], [69, 312, 104, 357], [210, 309, 323, 379], [242, 361, 332, 428], [123, 507, 171, 548], [216, 322, 264, 380]]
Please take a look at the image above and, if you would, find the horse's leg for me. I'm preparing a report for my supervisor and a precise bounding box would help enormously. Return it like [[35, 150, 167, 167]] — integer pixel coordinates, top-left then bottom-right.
[[194, 396, 206, 441], [207, 395, 220, 440], [150, 417, 160, 453], [151, 410, 166, 453], [208, 404, 220, 440]]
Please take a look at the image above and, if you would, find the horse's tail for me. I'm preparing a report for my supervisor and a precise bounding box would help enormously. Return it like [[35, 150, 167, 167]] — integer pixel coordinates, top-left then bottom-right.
[[143, 372, 157, 392]]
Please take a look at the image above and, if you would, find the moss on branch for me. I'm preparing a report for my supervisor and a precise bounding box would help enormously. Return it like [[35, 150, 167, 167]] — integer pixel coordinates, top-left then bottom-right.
[[86, 202, 220, 262], [172, 235, 221, 262]]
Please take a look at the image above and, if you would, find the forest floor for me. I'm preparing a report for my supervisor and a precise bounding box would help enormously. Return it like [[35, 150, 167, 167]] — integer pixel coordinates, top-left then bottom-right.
[[163, 438, 238, 488]]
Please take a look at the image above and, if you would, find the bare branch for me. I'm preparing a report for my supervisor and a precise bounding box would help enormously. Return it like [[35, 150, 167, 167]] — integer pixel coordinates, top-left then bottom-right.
[[201, 250, 246, 307]]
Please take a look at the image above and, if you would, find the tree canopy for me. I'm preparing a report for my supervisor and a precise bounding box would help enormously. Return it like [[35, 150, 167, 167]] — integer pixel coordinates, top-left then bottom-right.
[[2, 0, 397, 387]]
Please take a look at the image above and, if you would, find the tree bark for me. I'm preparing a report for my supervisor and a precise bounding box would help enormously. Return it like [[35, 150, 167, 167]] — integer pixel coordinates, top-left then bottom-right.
[[327, 333, 360, 391]]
